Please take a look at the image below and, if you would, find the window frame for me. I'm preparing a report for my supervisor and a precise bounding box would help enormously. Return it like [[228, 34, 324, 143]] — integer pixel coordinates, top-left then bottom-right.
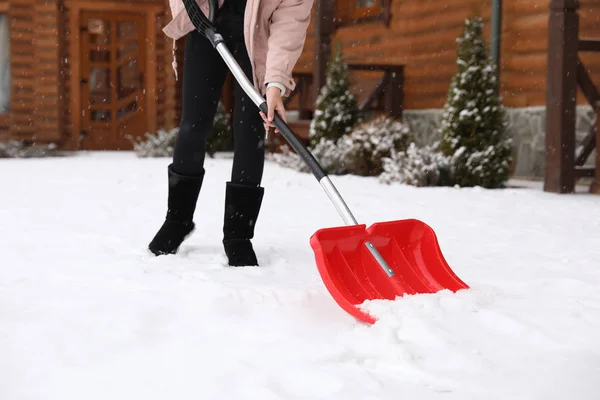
[[0, 7, 10, 125], [354, 0, 381, 19]]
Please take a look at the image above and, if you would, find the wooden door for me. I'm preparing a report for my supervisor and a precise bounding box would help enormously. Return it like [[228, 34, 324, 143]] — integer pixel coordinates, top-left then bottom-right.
[[79, 11, 147, 150]]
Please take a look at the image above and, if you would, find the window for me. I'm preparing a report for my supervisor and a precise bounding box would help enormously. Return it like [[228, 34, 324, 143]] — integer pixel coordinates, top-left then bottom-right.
[[356, 0, 377, 7], [0, 13, 9, 114], [336, 0, 391, 28], [354, 0, 381, 20]]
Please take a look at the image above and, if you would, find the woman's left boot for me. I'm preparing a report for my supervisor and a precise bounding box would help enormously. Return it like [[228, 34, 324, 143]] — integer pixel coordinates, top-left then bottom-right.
[[222, 181, 264, 266]]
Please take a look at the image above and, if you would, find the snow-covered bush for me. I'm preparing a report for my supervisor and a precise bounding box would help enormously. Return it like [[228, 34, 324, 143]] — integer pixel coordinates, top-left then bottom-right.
[[130, 128, 178, 157], [309, 42, 360, 147], [310, 136, 355, 175], [439, 16, 512, 188], [379, 142, 452, 187], [269, 115, 413, 177], [265, 145, 308, 173], [130, 101, 232, 158], [266, 137, 352, 175], [342, 115, 412, 176], [0, 140, 60, 158]]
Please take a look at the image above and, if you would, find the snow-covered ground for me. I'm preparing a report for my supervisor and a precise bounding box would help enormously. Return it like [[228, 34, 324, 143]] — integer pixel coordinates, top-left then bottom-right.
[[2, 151, 600, 399]]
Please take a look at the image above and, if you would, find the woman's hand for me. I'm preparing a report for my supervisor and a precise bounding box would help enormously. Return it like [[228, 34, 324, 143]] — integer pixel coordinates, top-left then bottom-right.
[[260, 86, 287, 134]]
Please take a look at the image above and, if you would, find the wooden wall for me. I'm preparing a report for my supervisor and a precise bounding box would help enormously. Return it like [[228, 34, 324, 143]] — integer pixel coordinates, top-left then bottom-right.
[[502, 0, 600, 107], [36, 0, 64, 142], [294, 0, 600, 110], [0, 0, 64, 142], [0, 0, 173, 147], [2, 0, 599, 143]]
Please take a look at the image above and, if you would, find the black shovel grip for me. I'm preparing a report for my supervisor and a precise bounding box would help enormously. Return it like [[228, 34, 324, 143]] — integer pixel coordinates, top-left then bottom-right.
[[259, 102, 327, 182], [182, 0, 217, 35]]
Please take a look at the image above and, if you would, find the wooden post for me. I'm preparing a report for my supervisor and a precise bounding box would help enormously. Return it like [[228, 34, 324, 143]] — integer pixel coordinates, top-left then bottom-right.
[[544, 0, 580, 193], [313, 0, 335, 100], [592, 101, 600, 194]]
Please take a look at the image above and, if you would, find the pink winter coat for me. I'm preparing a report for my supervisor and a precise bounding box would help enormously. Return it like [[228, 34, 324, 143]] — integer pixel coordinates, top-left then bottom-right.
[[163, 0, 314, 97]]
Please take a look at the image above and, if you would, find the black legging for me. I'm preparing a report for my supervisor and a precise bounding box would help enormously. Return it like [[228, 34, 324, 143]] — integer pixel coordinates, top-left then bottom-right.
[[172, 1, 265, 186]]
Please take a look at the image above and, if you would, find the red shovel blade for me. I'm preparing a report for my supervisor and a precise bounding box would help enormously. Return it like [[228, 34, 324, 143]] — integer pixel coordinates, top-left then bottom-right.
[[309, 219, 469, 324]]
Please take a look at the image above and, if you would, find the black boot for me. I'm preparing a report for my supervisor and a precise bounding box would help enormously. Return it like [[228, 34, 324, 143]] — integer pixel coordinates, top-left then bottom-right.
[[222, 182, 264, 266], [149, 164, 204, 256]]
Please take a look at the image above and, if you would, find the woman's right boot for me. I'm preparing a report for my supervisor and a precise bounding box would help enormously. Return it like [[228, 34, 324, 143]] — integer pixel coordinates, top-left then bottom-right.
[[148, 164, 204, 256]]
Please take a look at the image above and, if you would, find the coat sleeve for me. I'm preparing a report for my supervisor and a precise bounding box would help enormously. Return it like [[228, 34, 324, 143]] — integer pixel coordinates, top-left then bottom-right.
[[264, 0, 314, 97]]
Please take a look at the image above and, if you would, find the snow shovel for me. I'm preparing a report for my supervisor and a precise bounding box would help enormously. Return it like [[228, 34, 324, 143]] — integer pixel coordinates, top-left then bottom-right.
[[182, 0, 469, 324]]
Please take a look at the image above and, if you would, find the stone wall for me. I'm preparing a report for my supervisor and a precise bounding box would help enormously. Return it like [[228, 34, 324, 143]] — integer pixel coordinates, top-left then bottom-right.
[[403, 105, 597, 178]]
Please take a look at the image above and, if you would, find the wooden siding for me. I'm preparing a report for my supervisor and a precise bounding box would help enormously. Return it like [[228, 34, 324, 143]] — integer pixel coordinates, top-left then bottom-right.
[[1, 0, 171, 147], [3, 0, 599, 143], [34, 0, 63, 142], [0, 0, 64, 142], [8, 0, 36, 141], [295, 0, 600, 110]]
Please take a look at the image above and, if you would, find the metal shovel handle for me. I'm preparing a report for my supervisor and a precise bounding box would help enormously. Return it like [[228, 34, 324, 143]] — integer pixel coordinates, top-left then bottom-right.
[[181, 0, 395, 277], [180, 0, 357, 223]]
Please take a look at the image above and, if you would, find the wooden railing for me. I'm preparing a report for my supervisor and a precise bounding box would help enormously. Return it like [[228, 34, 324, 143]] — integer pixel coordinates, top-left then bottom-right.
[[545, 0, 599, 194], [283, 62, 405, 123], [347, 63, 405, 119], [574, 39, 600, 186], [268, 62, 404, 152]]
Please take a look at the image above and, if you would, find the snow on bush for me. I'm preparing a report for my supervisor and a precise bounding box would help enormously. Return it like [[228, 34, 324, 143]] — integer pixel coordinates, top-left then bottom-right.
[[0, 140, 59, 158], [129, 128, 178, 158], [439, 16, 513, 188], [129, 101, 232, 158], [379, 142, 452, 187], [265, 145, 308, 173], [269, 115, 413, 177], [309, 42, 360, 147], [266, 137, 352, 175], [342, 115, 412, 176]]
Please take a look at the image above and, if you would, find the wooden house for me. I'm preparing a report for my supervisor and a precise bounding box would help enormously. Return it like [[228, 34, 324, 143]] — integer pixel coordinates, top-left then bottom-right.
[[0, 0, 178, 151], [287, 0, 600, 123], [0, 0, 599, 176]]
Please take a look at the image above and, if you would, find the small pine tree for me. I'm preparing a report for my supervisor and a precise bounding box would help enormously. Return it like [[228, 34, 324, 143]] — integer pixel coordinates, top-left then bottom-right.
[[206, 101, 233, 157], [309, 42, 360, 147], [439, 16, 512, 188]]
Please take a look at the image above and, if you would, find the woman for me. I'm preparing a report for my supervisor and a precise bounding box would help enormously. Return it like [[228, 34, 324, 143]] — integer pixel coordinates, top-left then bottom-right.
[[149, 0, 313, 266]]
